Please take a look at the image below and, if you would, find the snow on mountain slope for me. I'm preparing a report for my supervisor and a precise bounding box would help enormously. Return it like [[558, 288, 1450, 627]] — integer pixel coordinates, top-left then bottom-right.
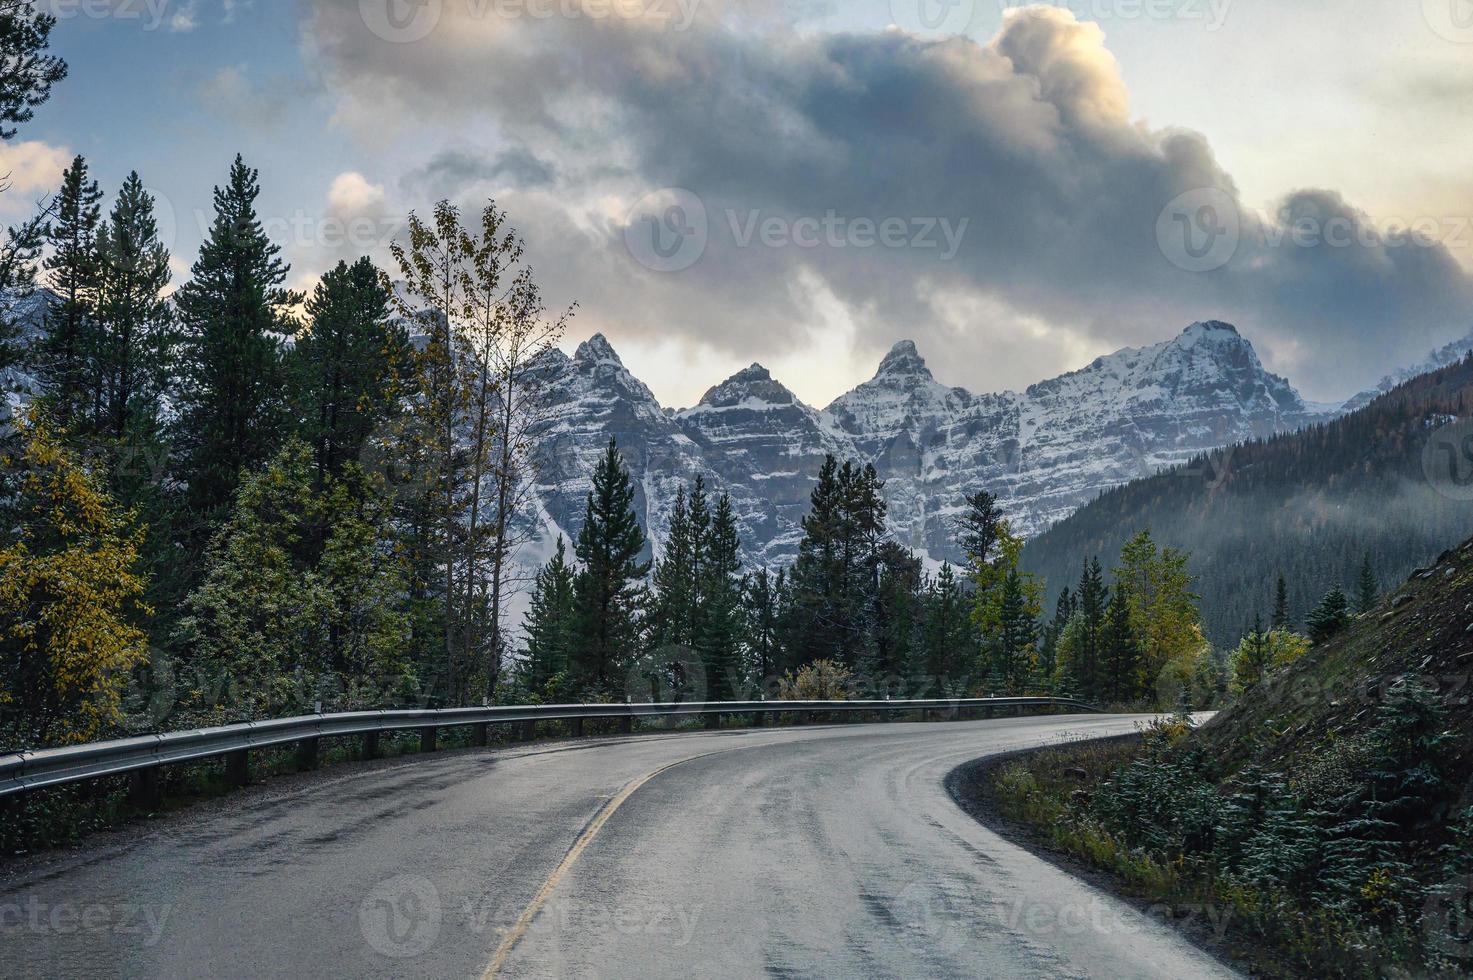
[[676, 363, 853, 566], [1339, 326, 1473, 414], [529, 321, 1332, 568]]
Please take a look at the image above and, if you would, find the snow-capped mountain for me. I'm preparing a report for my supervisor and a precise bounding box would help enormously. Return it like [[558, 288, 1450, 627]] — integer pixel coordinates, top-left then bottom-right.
[[525, 321, 1333, 568], [1339, 327, 1473, 414]]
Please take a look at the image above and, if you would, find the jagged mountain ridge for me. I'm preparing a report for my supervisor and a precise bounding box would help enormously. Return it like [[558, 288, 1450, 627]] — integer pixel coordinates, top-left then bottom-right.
[[526, 321, 1333, 567]]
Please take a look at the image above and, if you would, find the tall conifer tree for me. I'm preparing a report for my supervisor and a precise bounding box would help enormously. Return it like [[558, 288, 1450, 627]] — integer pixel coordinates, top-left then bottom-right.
[[173, 155, 295, 525], [571, 439, 649, 691]]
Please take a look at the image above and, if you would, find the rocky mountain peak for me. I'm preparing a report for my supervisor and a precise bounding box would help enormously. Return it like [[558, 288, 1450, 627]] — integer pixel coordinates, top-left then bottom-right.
[[874, 340, 933, 381], [691, 363, 800, 412], [574, 333, 624, 367]]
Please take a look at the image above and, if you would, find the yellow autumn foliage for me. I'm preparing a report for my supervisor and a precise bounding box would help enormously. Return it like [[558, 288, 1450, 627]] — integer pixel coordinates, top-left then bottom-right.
[[0, 416, 151, 747]]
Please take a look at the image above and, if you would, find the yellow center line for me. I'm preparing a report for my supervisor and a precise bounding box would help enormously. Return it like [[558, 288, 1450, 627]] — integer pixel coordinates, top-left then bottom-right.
[[480, 747, 731, 978]]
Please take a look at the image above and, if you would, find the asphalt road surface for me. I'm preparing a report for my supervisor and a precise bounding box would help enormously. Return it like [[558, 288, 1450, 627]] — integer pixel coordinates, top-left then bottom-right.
[[1, 714, 1239, 979]]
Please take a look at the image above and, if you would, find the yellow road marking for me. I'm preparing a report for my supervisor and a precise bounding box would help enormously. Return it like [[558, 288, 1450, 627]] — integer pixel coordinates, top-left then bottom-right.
[[480, 749, 726, 978]]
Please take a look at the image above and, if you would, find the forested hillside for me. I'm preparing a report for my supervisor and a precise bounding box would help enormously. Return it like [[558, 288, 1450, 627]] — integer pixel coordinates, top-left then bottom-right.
[[1021, 355, 1473, 645]]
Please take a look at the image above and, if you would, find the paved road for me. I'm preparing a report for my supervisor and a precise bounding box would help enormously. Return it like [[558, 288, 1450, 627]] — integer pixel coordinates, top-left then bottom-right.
[[1, 715, 1237, 979]]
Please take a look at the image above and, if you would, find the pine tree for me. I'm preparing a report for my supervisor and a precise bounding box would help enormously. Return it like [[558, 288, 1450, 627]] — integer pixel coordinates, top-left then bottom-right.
[[957, 488, 1003, 568], [174, 440, 330, 721], [743, 567, 785, 687], [1230, 613, 1272, 694], [784, 457, 888, 669], [288, 257, 406, 486], [172, 155, 296, 525], [1074, 556, 1108, 697], [649, 484, 694, 650], [571, 439, 649, 692], [93, 171, 174, 442], [35, 155, 103, 426], [1355, 552, 1378, 615], [0, 2, 67, 141], [0, 415, 149, 749], [1037, 586, 1075, 689], [1101, 584, 1140, 705], [523, 537, 576, 697], [869, 539, 923, 689], [921, 563, 971, 692], [698, 493, 744, 700], [991, 567, 1038, 694], [1271, 574, 1291, 630], [1306, 585, 1351, 645], [315, 473, 414, 707]]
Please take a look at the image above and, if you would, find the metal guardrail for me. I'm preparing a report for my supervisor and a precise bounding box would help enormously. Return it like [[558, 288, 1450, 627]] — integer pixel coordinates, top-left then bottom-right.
[[0, 696, 1099, 800]]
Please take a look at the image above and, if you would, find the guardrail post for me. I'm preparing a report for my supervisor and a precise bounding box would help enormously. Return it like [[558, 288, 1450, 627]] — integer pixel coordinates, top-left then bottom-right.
[[363, 731, 381, 760], [297, 737, 320, 771], [421, 727, 438, 753], [519, 720, 536, 742], [704, 712, 721, 730], [225, 749, 250, 788], [471, 723, 489, 747], [128, 766, 161, 809], [571, 718, 584, 738], [620, 715, 633, 735]]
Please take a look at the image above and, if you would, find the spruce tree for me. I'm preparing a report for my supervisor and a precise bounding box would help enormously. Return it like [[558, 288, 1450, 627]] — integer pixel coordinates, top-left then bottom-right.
[[992, 567, 1038, 694], [95, 171, 173, 440], [649, 484, 693, 649], [698, 493, 744, 700], [1101, 584, 1140, 705], [36, 154, 103, 426], [1230, 613, 1272, 694], [1355, 552, 1378, 615], [1075, 556, 1108, 697], [287, 256, 406, 486], [523, 537, 577, 697], [0, 2, 67, 141], [1038, 586, 1075, 689], [172, 155, 296, 525], [1271, 574, 1291, 630], [958, 488, 1002, 567], [921, 563, 971, 692], [869, 539, 923, 688], [571, 439, 649, 692], [743, 566, 784, 688], [1306, 585, 1351, 645], [785, 456, 883, 668]]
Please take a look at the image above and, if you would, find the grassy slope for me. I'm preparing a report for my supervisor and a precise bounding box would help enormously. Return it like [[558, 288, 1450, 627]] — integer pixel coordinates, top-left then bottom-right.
[[1195, 536, 1473, 788]]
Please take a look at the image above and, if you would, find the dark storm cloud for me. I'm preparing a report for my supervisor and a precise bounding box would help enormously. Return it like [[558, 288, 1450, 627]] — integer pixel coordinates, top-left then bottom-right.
[[305, 2, 1473, 400]]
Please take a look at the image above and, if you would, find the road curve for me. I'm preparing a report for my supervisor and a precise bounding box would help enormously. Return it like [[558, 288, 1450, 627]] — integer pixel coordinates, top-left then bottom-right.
[[0, 715, 1238, 979]]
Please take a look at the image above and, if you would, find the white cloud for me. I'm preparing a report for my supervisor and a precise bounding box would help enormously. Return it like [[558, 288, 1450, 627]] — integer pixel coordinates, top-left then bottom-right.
[[326, 171, 386, 215], [0, 140, 71, 209]]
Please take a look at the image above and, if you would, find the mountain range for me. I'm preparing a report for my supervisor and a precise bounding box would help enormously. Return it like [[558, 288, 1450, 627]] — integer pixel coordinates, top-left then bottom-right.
[[523, 320, 1345, 568]]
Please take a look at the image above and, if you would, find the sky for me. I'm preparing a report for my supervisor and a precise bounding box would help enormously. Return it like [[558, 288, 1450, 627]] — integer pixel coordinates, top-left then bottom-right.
[[7, 0, 1473, 408]]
